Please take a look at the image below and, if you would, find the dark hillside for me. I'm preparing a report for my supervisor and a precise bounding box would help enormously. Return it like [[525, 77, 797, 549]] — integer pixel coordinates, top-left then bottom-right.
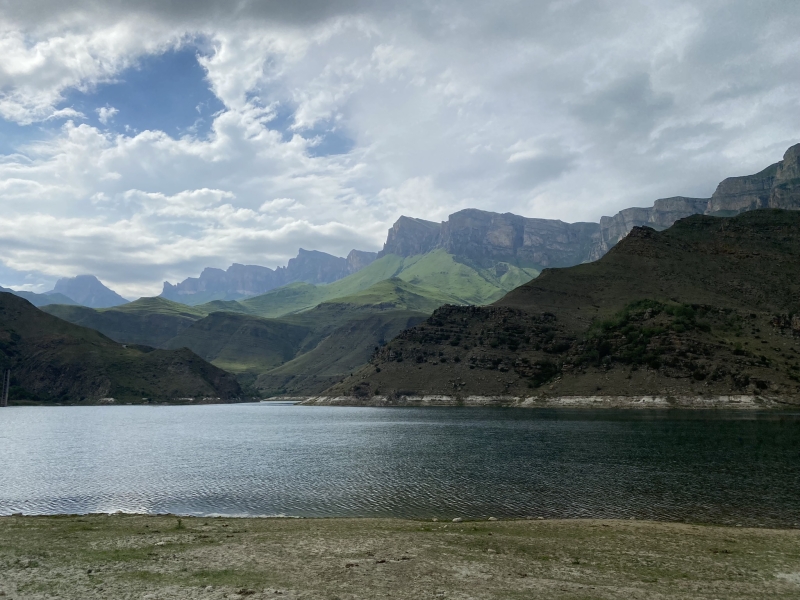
[[0, 293, 241, 403], [326, 210, 800, 402]]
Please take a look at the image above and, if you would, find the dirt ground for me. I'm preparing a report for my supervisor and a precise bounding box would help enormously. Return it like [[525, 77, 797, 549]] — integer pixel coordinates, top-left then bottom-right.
[[1, 515, 799, 599]]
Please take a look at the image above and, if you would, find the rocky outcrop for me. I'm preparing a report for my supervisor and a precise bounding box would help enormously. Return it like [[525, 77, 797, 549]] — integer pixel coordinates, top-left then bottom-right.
[[588, 197, 709, 261], [769, 144, 800, 210], [346, 249, 378, 273], [591, 143, 800, 258], [378, 216, 441, 258], [706, 165, 777, 214], [50, 275, 128, 308], [163, 247, 377, 302], [440, 209, 599, 268]]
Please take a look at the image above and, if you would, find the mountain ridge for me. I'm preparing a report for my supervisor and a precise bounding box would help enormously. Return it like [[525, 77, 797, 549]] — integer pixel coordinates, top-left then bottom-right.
[[324, 209, 800, 403], [0, 292, 241, 404], [158, 142, 800, 308]]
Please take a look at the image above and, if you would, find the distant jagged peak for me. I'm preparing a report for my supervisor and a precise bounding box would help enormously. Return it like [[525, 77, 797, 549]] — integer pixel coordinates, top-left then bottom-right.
[[51, 274, 128, 308], [161, 246, 379, 304]]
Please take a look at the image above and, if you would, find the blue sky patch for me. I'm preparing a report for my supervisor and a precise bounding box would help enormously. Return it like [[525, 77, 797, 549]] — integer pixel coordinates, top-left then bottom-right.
[[257, 98, 356, 157], [60, 45, 225, 138], [303, 120, 356, 157]]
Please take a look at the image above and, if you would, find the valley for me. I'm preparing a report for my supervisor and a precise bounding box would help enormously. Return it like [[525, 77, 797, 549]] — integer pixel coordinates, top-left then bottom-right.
[[5, 142, 800, 404]]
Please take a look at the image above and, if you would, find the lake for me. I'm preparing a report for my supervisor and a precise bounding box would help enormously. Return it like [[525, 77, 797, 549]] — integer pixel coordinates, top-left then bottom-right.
[[0, 403, 798, 526]]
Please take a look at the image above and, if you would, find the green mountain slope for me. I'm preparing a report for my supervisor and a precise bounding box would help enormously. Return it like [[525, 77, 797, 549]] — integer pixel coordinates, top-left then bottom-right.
[[327, 210, 800, 402], [239, 249, 539, 318], [42, 297, 210, 347], [256, 310, 427, 395], [162, 313, 311, 380], [161, 280, 443, 391], [322, 277, 460, 312], [0, 287, 77, 307], [0, 292, 241, 403]]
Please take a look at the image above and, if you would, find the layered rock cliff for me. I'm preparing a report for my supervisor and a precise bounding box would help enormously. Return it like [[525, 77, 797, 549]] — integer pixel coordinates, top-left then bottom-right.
[[377, 216, 441, 258], [163, 142, 800, 306], [591, 143, 800, 257], [588, 197, 709, 261]]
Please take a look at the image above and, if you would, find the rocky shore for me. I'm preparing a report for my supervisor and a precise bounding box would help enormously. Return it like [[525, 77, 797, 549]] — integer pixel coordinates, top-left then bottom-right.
[[298, 394, 796, 408]]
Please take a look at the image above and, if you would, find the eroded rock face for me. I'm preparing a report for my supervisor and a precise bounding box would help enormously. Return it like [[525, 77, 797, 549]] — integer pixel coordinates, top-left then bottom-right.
[[592, 143, 800, 258], [769, 144, 800, 210], [440, 209, 599, 268], [346, 249, 378, 273], [589, 197, 709, 261], [378, 216, 442, 258]]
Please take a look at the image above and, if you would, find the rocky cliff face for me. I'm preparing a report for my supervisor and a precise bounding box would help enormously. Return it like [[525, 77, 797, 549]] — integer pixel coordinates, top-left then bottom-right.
[[51, 275, 128, 308], [162, 247, 377, 302], [769, 144, 800, 210], [440, 209, 599, 268], [165, 143, 800, 305], [592, 143, 800, 257], [706, 164, 777, 214], [588, 197, 709, 261], [378, 216, 441, 258], [346, 249, 378, 272]]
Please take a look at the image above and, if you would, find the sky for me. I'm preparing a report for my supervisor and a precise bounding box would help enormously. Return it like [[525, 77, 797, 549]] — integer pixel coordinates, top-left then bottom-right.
[[0, 0, 799, 298]]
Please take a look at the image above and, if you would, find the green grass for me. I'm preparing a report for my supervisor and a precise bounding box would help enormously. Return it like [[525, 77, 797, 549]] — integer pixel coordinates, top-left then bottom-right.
[[322, 277, 461, 312], [240, 249, 539, 319]]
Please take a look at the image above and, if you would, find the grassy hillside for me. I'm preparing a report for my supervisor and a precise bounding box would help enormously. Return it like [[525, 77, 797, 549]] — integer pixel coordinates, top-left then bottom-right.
[[321, 278, 461, 312], [327, 210, 800, 401], [239, 249, 539, 318], [42, 297, 209, 347], [163, 280, 444, 393], [0, 287, 77, 307], [255, 310, 428, 395], [163, 313, 311, 382], [0, 292, 241, 403]]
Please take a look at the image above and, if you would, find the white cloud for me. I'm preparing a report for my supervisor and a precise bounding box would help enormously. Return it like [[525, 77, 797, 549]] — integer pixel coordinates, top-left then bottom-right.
[[0, 1, 798, 296], [96, 105, 118, 124]]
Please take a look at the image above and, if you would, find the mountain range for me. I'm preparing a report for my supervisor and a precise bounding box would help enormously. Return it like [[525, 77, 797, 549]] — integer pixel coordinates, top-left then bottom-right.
[[0, 275, 128, 309], [157, 142, 800, 305], [5, 142, 800, 404], [0, 292, 240, 403], [328, 209, 800, 404]]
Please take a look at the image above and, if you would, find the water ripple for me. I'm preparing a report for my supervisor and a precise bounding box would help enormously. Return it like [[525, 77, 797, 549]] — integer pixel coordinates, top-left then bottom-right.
[[0, 405, 798, 527]]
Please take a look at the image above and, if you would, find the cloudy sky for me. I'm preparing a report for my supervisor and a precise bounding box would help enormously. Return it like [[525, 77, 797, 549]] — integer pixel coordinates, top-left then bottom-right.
[[0, 0, 798, 297]]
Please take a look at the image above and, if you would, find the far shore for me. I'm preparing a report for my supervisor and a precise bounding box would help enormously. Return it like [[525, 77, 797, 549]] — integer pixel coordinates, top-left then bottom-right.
[[5, 393, 800, 408], [2, 514, 799, 599]]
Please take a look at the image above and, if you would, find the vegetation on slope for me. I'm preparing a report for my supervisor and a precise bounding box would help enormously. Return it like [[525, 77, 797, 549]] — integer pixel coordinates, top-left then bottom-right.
[[163, 313, 311, 382], [0, 292, 241, 403], [327, 210, 800, 401], [239, 249, 539, 319], [35, 260, 536, 397], [42, 297, 210, 347]]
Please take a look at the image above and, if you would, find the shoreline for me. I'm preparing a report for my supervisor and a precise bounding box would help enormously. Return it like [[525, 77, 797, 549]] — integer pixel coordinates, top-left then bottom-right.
[[5, 394, 800, 408], [2, 514, 798, 599], [299, 393, 800, 409]]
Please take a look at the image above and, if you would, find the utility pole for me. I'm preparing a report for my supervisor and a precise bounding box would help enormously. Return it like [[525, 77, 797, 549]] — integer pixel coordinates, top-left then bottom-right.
[[0, 370, 9, 407]]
